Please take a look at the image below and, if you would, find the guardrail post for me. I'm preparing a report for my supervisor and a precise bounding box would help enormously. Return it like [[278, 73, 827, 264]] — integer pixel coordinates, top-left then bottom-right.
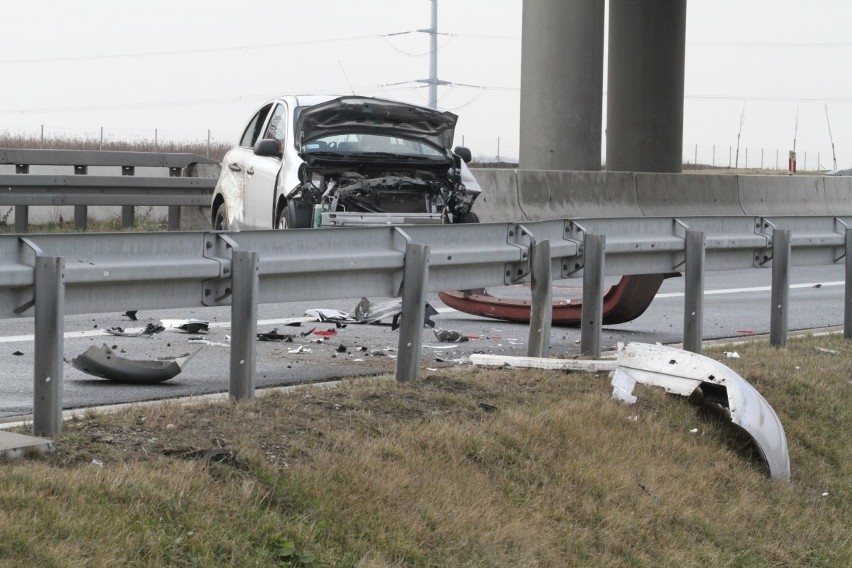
[[167, 206, 181, 231], [33, 256, 65, 436], [121, 206, 135, 230], [845, 228, 852, 339], [74, 205, 87, 231], [770, 229, 791, 347], [396, 243, 430, 382], [527, 239, 552, 357], [580, 234, 605, 358], [230, 250, 259, 400], [14, 206, 29, 233], [683, 230, 705, 353]]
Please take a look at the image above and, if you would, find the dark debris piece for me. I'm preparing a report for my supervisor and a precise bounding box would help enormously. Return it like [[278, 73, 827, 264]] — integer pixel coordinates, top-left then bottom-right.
[[257, 328, 294, 342], [124, 310, 139, 321]]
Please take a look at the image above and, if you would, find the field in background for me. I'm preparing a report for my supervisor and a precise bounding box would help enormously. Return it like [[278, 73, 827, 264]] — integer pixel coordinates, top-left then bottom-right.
[[0, 132, 232, 162], [1, 335, 849, 566]]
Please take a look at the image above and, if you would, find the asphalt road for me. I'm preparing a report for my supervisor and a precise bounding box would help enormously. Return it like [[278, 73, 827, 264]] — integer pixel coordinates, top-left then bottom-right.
[[0, 264, 845, 420]]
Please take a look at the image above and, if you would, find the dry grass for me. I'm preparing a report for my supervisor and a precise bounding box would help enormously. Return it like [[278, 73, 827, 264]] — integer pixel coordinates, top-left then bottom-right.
[[0, 132, 232, 161], [1, 334, 850, 567]]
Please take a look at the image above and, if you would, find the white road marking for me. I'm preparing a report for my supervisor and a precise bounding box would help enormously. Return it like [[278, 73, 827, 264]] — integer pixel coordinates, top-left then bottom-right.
[[654, 280, 842, 299]]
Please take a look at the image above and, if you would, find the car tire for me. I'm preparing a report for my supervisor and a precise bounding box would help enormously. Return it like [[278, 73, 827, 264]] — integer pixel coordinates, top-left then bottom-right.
[[455, 211, 480, 224], [213, 205, 229, 230], [275, 201, 298, 231]]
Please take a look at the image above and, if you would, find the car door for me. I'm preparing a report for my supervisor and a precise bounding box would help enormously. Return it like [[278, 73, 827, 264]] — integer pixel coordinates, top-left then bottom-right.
[[222, 103, 272, 228], [242, 102, 288, 228]]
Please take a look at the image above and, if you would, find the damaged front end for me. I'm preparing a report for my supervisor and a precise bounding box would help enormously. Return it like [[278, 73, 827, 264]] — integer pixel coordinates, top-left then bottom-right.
[[290, 96, 479, 227]]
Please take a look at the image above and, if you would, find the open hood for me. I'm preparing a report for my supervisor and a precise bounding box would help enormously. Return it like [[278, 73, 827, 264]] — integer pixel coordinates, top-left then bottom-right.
[[296, 96, 458, 153]]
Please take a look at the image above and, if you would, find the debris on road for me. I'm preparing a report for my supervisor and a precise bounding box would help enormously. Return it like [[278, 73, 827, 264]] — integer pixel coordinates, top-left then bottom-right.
[[12, 350, 24, 356], [161, 319, 210, 334], [353, 297, 437, 328], [123, 310, 138, 321], [257, 328, 294, 342], [433, 328, 469, 343], [105, 323, 165, 337], [610, 342, 791, 481], [67, 344, 200, 384], [305, 309, 355, 326], [288, 345, 312, 354], [313, 329, 338, 337]]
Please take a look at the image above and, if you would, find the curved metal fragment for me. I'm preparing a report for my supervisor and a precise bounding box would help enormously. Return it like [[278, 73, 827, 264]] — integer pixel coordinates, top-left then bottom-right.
[[437, 274, 667, 326], [614, 342, 791, 481], [68, 344, 199, 384]]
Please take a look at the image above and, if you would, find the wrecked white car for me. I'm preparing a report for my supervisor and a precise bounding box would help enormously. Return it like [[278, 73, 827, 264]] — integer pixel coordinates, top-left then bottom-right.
[[211, 95, 481, 230]]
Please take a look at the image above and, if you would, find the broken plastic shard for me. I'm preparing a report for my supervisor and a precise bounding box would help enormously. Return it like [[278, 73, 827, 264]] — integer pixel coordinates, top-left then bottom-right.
[[610, 368, 638, 404], [257, 328, 294, 342], [612, 342, 791, 481], [161, 319, 210, 334], [433, 328, 468, 343], [353, 297, 437, 328], [723, 351, 740, 358], [105, 323, 165, 337], [288, 345, 312, 354], [305, 308, 354, 324], [67, 344, 199, 384]]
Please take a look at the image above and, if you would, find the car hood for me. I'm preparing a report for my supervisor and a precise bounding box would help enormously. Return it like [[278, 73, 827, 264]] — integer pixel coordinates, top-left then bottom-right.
[[296, 96, 458, 153]]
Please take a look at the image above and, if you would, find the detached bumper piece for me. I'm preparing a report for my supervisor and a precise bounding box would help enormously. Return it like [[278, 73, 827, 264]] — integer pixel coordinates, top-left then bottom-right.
[[612, 342, 791, 481], [68, 344, 200, 384]]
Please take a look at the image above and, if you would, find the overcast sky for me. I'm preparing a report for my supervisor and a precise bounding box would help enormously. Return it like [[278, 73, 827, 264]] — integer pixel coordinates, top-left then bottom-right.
[[1, 0, 850, 169]]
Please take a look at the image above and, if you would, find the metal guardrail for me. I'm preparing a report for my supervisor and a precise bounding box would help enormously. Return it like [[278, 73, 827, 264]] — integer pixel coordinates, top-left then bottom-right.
[[0, 149, 218, 232], [2, 216, 851, 435]]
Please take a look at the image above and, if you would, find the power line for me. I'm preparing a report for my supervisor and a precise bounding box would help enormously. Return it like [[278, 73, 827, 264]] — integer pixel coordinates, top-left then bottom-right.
[[0, 32, 419, 65]]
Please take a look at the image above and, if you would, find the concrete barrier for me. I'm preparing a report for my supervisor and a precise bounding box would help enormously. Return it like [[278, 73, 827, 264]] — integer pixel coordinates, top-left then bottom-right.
[[635, 173, 744, 217], [823, 175, 852, 217], [469, 168, 526, 222], [472, 169, 852, 225], [737, 175, 829, 216], [518, 170, 642, 219]]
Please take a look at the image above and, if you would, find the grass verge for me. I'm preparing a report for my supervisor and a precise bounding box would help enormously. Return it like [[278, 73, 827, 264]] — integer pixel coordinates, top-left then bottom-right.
[[2, 334, 849, 567]]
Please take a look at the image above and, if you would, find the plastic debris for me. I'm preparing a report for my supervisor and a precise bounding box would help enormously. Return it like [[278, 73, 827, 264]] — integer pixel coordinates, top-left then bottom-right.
[[288, 346, 312, 354], [257, 328, 294, 342], [67, 344, 200, 384], [815, 347, 840, 354], [724, 351, 740, 358], [105, 323, 165, 337], [313, 329, 338, 337], [161, 319, 210, 334], [123, 310, 138, 321], [353, 297, 437, 329], [433, 328, 469, 343], [610, 342, 791, 481]]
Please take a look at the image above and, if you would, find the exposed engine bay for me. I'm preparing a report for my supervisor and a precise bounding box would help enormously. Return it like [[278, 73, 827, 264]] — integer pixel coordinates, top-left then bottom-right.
[[291, 160, 477, 223]]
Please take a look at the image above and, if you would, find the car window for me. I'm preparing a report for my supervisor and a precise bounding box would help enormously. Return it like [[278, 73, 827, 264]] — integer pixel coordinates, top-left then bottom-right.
[[302, 133, 444, 157], [239, 103, 273, 148], [263, 104, 287, 144]]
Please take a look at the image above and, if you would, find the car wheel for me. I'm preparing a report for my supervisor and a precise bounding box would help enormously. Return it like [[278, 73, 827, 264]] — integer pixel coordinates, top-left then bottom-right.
[[213, 205, 228, 230], [276, 201, 312, 229], [455, 211, 480, 224]]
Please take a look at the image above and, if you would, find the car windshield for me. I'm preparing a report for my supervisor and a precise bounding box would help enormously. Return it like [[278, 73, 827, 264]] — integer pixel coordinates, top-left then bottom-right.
[[301, 133, 445, 158]]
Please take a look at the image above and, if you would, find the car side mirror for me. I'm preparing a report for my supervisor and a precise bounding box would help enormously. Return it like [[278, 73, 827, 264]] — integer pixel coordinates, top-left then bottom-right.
[[254, 138, 281, 157], [454, 146, 472, 164]]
